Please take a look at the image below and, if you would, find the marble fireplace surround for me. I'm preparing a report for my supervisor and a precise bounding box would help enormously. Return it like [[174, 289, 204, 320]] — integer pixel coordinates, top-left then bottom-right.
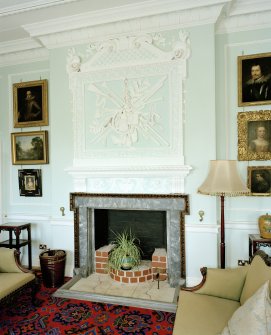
[[55, 193, 189, 309]]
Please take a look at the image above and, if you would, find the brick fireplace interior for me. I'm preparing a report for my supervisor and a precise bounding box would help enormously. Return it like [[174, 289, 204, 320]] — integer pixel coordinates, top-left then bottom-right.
[[94, 209, 166, 260]]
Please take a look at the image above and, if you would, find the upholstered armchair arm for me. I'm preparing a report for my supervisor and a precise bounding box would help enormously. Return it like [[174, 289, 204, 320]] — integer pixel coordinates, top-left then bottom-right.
[[182, 266, 249, 302], [0, 247, 33, 274], [181, 267, 207, 292]]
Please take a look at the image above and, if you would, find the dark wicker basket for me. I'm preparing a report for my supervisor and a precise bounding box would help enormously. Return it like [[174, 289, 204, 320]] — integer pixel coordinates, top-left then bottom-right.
[[39, 250, 66, 288]]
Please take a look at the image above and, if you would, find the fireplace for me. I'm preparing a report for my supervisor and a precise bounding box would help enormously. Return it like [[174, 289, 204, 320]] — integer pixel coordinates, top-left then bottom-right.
[[70, 193, 189, 287]]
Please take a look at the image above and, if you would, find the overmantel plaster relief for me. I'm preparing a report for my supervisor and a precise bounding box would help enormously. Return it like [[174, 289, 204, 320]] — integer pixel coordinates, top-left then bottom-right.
[[66, 29, 191, 193]]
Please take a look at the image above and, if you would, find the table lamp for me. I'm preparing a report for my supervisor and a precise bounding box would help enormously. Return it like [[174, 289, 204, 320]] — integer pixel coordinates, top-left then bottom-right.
[[198, 160, 249, 268]]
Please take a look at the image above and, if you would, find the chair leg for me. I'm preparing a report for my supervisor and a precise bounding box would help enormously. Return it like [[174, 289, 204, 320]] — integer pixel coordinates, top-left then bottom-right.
[[31, 277, 42, 306]]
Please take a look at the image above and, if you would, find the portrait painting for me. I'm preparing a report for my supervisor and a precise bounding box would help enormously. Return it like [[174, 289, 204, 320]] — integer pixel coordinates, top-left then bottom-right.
[[247, 166, 271, 196], [11, 131, 49, 165], [13, 79, 48, 128], [18, 169, 42, 197], [238, 110, 271, 161], [238, 52, 271, 106]]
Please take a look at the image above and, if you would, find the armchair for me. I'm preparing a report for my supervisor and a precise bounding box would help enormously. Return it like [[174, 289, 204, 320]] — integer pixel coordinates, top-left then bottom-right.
[[0, 247, 37, 306]]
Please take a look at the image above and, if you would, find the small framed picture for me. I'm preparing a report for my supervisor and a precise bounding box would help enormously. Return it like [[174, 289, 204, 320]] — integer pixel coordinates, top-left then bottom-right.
[[18, 169, 42, 197], [13, 79, 48, 128], [237, 110, 271, 161], [11, 131, 49, 165], [238, 52, 271, 107], [247, 166, 271, 196]]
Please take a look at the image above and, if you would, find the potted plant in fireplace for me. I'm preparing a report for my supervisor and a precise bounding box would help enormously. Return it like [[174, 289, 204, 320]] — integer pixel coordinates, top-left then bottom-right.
[[108, 230, 142, 271]]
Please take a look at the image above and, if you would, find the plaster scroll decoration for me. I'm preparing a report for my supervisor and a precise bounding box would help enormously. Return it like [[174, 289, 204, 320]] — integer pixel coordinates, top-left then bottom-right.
[[67, 48, 81, 73], [66, 30, 190, 72], [171, 30, 191, 61]]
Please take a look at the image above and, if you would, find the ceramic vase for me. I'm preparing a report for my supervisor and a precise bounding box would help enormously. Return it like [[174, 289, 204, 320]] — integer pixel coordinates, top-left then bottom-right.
[[258, 213, 271, 238]]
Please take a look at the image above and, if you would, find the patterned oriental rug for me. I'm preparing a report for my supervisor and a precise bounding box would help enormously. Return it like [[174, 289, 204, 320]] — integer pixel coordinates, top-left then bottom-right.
[[0, 283, 175, 335]]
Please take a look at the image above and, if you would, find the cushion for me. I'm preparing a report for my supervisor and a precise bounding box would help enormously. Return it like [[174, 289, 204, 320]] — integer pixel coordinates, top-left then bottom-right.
[[240, 254, 271, 305], [220, 281, 271, 335], [0, 273, 35, 299], [172, 290, 240, 335], [0, 248, 23, 273], [196, 266, 248, 301]]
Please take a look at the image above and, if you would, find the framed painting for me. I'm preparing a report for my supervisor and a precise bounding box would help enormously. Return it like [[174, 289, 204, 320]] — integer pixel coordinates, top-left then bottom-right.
[[237, 110, 271, 161], [238, 52, 271, 107], [13, 79, 48, 128], [11, 131, 49, 165], [18, 169, 42, 197], [247, 166, 271, 196]]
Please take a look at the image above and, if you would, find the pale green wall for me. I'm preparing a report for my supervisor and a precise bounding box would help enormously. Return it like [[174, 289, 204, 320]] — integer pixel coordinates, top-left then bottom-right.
[[49, 48, 74, 218], [215, 27, 271, 222], [185, 24, 217, 225], [0, 61, 51, 216], [213, 27, 271, 272]]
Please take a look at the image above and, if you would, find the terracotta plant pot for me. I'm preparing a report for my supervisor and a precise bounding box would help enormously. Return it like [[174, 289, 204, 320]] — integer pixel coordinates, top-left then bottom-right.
[[258, 213, 271, 238]]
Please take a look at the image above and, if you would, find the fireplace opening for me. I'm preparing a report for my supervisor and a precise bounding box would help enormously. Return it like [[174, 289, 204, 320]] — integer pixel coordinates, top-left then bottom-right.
[[94, 209, 167, 260]]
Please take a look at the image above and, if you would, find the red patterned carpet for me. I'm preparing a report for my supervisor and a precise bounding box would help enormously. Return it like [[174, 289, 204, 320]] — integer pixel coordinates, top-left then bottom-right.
[[0, 282, 175, 335]]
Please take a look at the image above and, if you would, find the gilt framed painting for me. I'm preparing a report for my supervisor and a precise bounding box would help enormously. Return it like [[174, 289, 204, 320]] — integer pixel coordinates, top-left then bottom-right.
[[13, 79, 48, 128], [237, 110, 271, 161], [11, 131, 49, 165], [238, 52, 271, 107]]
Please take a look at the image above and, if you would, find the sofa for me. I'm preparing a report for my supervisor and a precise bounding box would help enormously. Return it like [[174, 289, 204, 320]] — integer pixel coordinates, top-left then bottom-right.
[[0, 247, 37, 305], [173, 250, 271, 335]]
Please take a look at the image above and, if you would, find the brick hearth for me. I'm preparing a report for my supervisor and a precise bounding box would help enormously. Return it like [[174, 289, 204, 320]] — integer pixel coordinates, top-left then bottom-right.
[[95, 245, 168, 283]]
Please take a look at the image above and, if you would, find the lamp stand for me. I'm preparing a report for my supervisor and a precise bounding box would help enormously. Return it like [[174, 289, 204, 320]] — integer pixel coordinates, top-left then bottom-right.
[[220, 195, 225, 269]]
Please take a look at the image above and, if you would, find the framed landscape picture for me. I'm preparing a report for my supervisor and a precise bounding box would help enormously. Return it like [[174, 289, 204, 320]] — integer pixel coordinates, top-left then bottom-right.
[[13, 79, 48, 128], [18, 169, 42, 197], [247, 166, 271, 196], [238, 52, 271, 107], [11, 131, 49, 165], [237, 110, 271, 161]]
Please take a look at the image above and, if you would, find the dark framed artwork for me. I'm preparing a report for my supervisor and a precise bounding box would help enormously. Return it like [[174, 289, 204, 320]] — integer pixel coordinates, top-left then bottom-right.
[[18, 169, 42, 197], [247, 166, 271, 196], [11, 131, 49, 165], [13, 79, 48, 128], [237, 110, 271, 161], [238, 52, 271, 107]]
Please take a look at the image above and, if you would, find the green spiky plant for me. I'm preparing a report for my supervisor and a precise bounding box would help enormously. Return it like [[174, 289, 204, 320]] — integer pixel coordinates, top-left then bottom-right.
[[108, 230, 142, 270]]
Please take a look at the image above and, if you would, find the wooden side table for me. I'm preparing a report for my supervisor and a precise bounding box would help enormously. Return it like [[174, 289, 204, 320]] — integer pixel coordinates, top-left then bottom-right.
[[0, 222, 32, 269], [249, 234, 271, 259]]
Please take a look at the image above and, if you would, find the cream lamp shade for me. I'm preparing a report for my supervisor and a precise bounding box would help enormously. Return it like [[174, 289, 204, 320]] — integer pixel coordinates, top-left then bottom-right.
[[198, 160, 250, 196]]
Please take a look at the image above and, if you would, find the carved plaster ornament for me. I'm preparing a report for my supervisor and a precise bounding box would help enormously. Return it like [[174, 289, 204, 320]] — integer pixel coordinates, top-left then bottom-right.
[[66, 29, 191, 193], [67, 48, 81, 73], [67, 29, 190, 154], [88, 77, 168, 147], [171, 30, 191, 60]]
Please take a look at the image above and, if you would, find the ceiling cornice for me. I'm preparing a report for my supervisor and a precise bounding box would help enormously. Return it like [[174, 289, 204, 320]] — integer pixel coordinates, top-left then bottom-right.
[[23, 0, 229, 38], [0, 48, 49, 68], [216, 0, 271, 34], [216, 10, 271, 34], [0, 38, 41, 55], [34, 4, 226, 49], [0, 0, 77, 16], [228, 0, 271, 16]]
